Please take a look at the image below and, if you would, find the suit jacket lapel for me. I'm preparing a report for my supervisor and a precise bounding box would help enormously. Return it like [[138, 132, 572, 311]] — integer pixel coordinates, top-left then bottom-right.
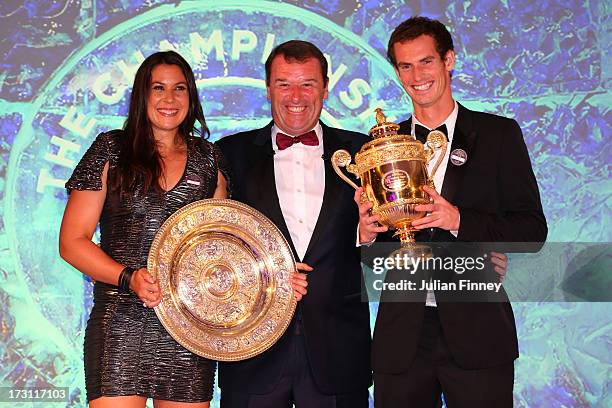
[[440, 103, 477, 204], [303, 123, 353, 261], [250, 122, 299, 258]]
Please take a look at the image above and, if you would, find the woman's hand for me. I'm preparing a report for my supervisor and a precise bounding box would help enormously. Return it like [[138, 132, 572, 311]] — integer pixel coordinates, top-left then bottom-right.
[[131, 268, 162, 308]]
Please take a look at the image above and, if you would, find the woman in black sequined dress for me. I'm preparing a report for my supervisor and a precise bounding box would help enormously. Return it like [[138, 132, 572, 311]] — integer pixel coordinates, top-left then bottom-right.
[[59, 51, 228, 408]]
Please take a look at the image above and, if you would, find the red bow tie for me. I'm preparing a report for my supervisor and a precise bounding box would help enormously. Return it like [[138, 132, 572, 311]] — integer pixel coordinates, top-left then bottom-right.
[[276, 130, 319, 150]]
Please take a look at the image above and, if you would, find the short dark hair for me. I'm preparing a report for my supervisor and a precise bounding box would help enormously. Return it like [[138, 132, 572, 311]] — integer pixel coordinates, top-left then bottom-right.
[[264, 40, 328, 85], [387, 16, 454, 67]]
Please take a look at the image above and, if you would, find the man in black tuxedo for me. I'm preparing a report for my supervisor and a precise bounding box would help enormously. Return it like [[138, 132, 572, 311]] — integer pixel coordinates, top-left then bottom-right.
[[370, 17, 548, 407], [216, 40, 385, 407]]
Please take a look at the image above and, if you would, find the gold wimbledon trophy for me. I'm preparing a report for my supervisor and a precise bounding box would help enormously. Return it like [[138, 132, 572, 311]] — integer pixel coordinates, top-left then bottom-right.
[[332, 108, 447, 250]]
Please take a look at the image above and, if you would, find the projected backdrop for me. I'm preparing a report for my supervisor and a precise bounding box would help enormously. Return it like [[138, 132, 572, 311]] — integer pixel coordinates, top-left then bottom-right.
[[0, 1, 610, 407]]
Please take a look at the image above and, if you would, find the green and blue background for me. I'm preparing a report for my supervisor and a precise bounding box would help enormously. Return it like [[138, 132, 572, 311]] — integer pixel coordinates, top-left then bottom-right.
[[0, 0, 610, 406]]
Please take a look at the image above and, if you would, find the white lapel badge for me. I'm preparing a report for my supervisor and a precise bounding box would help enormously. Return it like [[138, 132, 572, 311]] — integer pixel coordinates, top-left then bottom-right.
[[450, 149, 468, 166]]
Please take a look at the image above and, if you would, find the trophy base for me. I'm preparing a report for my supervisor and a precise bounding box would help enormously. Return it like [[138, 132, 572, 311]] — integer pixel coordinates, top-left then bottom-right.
[[388, 225, 433, 263], [387, 242, 433, 272], [390, 242, 433, 259], [392, 225, 419, 245]]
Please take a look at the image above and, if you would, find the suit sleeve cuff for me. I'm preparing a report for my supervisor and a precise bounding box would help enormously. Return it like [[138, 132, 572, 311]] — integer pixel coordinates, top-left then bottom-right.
[[450, 213, 460, 237], [356, 224, 377, 247]]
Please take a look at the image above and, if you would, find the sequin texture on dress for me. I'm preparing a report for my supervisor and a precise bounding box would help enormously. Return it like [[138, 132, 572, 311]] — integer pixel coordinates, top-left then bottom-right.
[[66, 130, 230, 402]]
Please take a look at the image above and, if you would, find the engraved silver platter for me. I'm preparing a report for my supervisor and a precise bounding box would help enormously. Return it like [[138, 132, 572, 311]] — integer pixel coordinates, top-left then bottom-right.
[[147, 199, 297, 361]]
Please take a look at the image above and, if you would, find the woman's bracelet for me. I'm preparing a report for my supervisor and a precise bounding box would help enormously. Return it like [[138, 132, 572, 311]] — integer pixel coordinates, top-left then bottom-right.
[[118, 267, 135, 293]]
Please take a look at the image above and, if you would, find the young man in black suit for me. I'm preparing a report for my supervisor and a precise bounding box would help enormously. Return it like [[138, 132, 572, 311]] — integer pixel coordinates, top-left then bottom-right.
[[371, 17, 548, 407], [216, 40, 386, 408]]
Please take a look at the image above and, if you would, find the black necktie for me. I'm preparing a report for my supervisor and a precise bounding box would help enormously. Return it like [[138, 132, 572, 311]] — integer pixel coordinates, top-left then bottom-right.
[[414, 123, 448, 143]]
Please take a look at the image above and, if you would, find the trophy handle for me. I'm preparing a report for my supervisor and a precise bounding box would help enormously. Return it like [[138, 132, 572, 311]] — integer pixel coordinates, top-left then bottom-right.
[[331, 150, 360, 190], [425, 130, 448, 181]]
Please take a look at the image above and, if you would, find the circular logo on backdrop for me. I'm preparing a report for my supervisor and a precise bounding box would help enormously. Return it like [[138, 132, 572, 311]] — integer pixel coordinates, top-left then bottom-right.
[[3, 1, 405, 401]]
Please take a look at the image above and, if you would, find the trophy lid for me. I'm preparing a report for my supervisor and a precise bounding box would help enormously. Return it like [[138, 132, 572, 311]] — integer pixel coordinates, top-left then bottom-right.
[[358, 108, 424, 158], [368, 108, 402, 139]]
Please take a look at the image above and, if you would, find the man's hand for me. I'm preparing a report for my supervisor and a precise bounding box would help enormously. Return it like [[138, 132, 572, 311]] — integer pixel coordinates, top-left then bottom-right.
[[490, 252, 507, 282], [355, 187, 388, 244], [412, 185, 460, 231], [291, 263, 311, 301]]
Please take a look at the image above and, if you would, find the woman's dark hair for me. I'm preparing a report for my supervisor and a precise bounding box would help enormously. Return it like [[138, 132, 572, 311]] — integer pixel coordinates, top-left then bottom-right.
[[111, 50, 207, 194]]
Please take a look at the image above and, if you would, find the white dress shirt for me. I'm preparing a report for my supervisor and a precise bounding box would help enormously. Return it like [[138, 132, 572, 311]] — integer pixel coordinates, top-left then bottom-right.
[[410, 101, 459, 306], [272, 124, 325, 261]]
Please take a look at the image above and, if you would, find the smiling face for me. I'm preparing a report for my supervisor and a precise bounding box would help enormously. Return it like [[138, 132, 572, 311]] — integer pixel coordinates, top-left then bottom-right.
[[266, 56, 328, 136], [393, 34, 455, 119], [146, 64, 189, 139]]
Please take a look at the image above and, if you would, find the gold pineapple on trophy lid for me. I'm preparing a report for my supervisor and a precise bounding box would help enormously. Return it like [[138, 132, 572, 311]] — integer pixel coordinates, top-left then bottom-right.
[[332, 108, 447, 246]]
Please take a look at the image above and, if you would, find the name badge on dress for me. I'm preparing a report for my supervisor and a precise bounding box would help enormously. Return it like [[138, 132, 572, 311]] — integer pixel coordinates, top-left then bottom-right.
[[185, 175, 202, 186]]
